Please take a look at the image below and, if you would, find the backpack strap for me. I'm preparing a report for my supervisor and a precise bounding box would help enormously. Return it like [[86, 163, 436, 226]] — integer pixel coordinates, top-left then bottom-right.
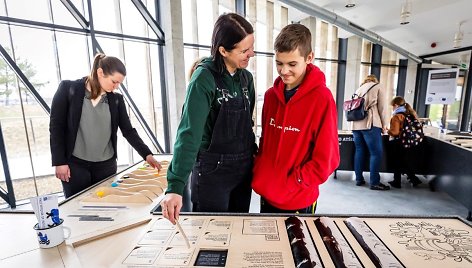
[[360, 83, 378, 98], [353, 82, 379, 111]]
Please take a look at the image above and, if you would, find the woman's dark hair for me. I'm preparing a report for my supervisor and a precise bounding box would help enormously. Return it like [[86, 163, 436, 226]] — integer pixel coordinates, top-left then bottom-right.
[[211, 13, 254, 74], [86, 53, 126, 99], [391, 96, 418, 118]]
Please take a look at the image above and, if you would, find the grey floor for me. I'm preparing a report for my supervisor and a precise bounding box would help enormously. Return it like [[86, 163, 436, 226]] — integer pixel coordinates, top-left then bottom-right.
[[249, 171, 470, 220]]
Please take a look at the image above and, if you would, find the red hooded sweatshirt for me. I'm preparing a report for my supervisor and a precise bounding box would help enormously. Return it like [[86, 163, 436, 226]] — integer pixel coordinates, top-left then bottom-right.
[[252, 64, 340, 210]]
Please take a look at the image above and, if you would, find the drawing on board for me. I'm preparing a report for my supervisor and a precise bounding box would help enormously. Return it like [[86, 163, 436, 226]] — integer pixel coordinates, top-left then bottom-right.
[[389, 221, 472, 263]]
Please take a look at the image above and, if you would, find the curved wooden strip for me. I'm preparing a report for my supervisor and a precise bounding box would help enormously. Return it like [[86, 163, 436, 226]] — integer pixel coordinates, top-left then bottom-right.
[[80, 192, 152, 204], [115, 185, 164, 195], [94, 187, 133, 196], [130, 170, 159, 176], [118, 178, 166, 188], [122, 173, 166, 180]]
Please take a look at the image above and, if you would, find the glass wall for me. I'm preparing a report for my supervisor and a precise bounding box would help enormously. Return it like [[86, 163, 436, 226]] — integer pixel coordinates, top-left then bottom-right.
[[0, 0, 165, 206]]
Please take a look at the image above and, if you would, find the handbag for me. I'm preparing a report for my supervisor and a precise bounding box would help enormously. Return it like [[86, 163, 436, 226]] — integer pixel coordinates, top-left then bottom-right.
[[343, 83, 378, 121]]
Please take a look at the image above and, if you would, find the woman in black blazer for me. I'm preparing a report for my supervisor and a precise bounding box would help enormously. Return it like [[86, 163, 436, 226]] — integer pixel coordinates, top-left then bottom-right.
[[49, 53, 161, 198]]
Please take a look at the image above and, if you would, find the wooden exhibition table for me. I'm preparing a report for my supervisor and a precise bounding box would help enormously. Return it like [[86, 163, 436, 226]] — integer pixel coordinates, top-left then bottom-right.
[[2, 212, 472, 267], [1, 154, 173, 267]]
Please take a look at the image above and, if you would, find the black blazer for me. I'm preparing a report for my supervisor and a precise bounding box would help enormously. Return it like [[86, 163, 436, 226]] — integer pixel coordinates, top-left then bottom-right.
[[49, 77, 152, 166]]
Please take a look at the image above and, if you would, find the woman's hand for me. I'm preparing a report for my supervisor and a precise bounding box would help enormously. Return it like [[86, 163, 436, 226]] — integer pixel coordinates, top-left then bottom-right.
[[55, 165, 70, 182], [145, 154, 162, 170], [160, 193, 183, 225], [382, 126, 389, 134]]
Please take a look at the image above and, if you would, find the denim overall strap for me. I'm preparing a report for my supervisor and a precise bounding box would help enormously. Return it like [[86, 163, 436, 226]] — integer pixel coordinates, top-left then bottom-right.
[[205, 70, 254, 154], [190, 69, 255, 213]]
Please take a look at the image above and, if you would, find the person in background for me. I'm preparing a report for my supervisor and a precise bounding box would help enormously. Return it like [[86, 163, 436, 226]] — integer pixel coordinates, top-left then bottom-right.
[[387, 96, 423, 188], [252, 24, 340, 214], [188, 57, 206, 81], [161, 13, 256, 224], [50, 53, 161, 198], [351, 74, 390, 190]]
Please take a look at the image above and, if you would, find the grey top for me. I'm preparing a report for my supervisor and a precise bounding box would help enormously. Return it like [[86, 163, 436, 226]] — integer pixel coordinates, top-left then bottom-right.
[[72, 90, 114, 162]]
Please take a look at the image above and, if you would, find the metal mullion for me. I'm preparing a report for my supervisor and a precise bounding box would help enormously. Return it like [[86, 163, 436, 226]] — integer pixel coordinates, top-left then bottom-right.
[[460, 55, 472, 131], [0, 18, 162, 44], [85, 0, 98, 55], [130, 0, 165, 41], [0, 122, 15, 208], [94, 30, 161, 44], [0, 15, 87, 34], [156, 0, 170, 152], [118, 84, 164, 153], [157, 44, 169, 153], [48, 0, 62, 82], [59, 0, 89, 29]]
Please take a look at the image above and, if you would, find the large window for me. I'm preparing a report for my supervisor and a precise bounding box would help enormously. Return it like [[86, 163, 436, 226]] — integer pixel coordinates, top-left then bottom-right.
[[0, 0, 166, 206], [359, 40, 400, 103]]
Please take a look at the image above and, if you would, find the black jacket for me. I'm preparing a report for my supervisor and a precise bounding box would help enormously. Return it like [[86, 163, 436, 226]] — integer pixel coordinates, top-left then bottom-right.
[[49, 77, 152, 166]]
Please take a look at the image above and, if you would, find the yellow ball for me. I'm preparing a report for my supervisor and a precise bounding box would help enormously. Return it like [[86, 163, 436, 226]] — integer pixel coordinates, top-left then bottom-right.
[[96, 191, 104, 198]]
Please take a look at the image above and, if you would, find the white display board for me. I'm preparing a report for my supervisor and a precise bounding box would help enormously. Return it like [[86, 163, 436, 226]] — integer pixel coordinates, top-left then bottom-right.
[[425, 68, 459, 104]]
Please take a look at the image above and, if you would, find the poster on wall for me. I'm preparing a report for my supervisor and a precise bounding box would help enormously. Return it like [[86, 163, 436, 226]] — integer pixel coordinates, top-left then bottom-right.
[[425, 68, 459, 104]]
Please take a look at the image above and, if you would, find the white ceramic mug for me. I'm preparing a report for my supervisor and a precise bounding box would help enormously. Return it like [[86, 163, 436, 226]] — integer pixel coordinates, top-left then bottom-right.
[[33, 218, 71, 248]]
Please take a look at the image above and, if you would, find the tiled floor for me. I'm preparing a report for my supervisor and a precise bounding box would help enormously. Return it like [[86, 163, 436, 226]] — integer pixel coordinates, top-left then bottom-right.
[[249, 171, 470, 220]]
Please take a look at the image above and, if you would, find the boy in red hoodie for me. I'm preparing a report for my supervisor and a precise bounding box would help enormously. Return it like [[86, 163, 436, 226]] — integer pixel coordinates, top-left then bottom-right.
[[252, 24, 340, 213]]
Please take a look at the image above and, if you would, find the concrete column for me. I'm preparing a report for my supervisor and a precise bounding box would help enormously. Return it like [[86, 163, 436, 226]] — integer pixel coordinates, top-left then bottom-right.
[[380, 48, 397, 102], [280, 5, 288, 27], [343, 35, 363, 130], [246, 0, 257, 80], [212, 0, 219, 23], [273, 2, 288, 39], [300, 16, 316, 58], [360, 41, 371, 81], [318, 21, 328, 71], [404, 61, 418, 104], [219, 0, 235, 11], [160, 0, 186, 149], [266, 1, 274, 86], [190, 0, 199, 60], [329, 26, 339, 97]]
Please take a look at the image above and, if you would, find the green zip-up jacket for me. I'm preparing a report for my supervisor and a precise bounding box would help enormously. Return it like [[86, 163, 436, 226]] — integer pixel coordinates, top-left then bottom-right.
[[166, 57, 255, 196]]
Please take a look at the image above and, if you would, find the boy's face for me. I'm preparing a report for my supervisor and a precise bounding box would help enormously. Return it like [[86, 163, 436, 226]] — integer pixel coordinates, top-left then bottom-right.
[[275, 48, 313, 90]]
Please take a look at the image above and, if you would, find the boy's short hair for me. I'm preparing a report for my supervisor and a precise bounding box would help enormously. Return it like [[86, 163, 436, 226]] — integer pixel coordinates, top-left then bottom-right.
[[274, 24, 312, 58]]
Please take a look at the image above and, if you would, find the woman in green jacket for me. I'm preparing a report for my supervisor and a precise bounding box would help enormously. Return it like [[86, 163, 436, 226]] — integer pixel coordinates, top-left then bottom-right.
[[161, 13, 256, 224]]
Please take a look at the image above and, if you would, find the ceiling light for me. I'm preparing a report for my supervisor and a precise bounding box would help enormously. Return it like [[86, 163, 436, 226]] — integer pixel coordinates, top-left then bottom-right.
[[453, 22, 464, 48], [400, 0, 411, 25], [345, 0, 355, 8]]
